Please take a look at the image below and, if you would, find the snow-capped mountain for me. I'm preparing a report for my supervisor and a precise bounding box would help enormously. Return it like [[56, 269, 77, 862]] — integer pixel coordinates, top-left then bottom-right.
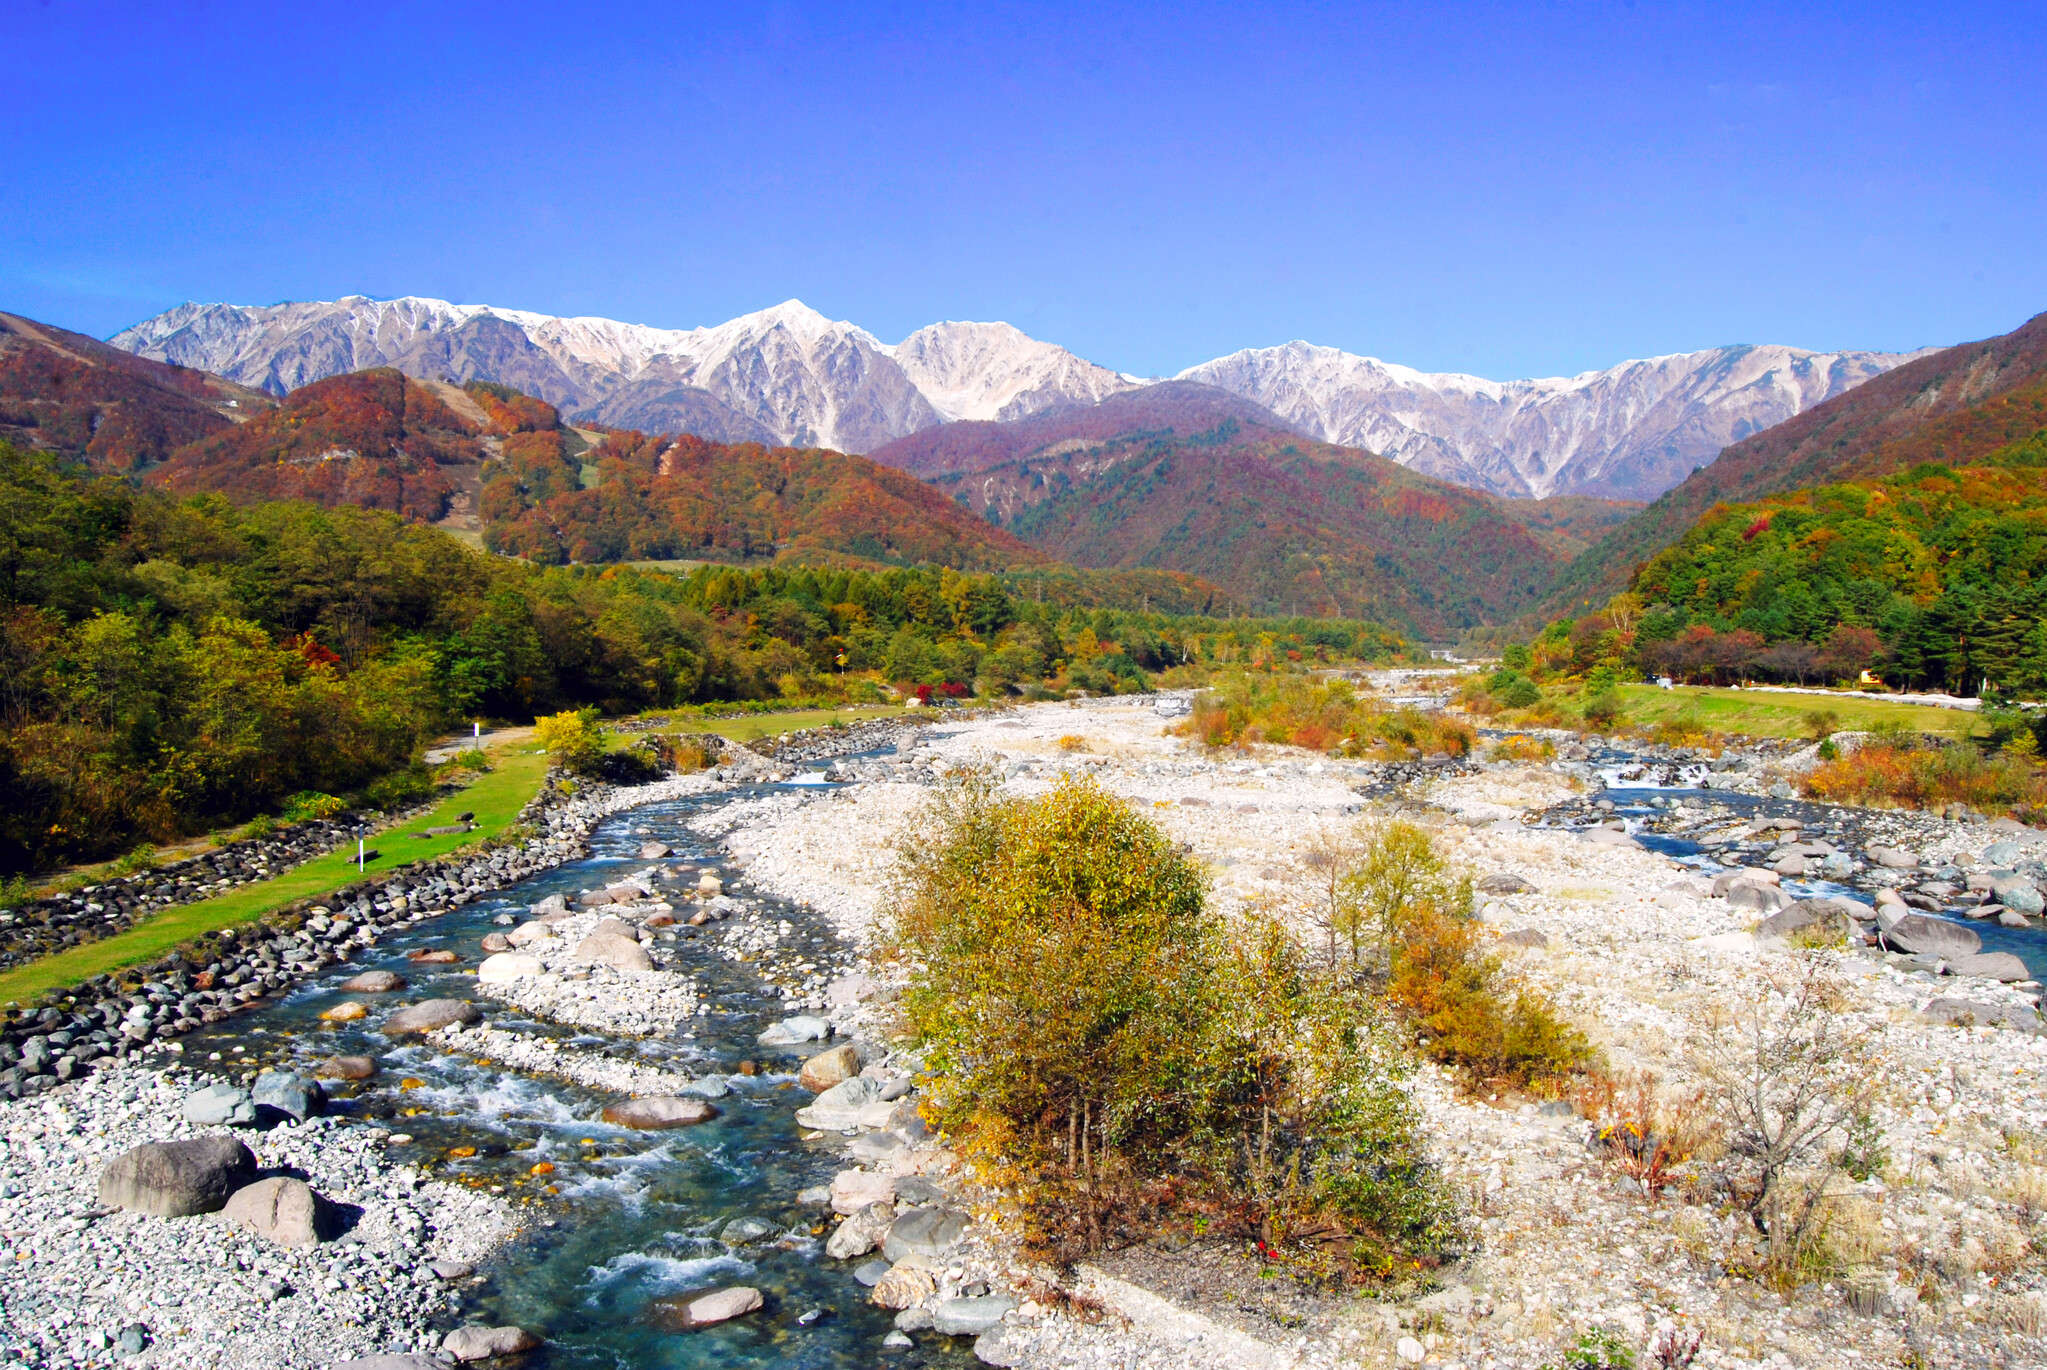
[[111, 295, 1931, 499], [1178, 341, 1935, 500]]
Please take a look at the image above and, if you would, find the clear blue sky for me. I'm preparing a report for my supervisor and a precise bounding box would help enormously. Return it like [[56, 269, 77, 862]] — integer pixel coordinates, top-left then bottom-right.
[[3, 2, 2041, 380]]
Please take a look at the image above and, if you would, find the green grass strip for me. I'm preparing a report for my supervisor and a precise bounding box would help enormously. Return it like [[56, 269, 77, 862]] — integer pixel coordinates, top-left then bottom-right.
[[1610, 684, 1987, 742], [664, 704, 909, 744], [0, 747, 551, 1008]]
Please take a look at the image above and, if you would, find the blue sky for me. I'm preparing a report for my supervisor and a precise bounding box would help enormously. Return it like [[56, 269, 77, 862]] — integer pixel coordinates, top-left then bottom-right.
[[3, 1, 2041, 379]]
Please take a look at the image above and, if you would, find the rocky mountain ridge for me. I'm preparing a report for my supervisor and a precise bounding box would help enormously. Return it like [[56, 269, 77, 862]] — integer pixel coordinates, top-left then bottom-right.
[[110, 296, 1929, 501]]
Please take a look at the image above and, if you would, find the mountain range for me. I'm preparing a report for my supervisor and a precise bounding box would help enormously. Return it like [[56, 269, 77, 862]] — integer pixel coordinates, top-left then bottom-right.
[[110, 296, 1929, 502]]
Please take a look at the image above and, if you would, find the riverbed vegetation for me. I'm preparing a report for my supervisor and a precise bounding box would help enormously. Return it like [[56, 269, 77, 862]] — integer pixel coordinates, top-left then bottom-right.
[[1179, 670, 1476, 759], [886, 775, 1600, 1283]]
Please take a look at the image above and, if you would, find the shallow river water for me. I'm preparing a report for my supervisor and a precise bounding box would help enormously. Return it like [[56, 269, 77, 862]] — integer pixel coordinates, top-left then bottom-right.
[[170, 782, 971, 1369]]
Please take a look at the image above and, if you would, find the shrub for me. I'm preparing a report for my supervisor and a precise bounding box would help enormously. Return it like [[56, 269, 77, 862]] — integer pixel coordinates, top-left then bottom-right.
[[1181, 671, 1471, 758], [362, 765, 434, 809], [1800, 742, 2047, 819], [1389, 908, 1592, 1093], [1493, 673, 1542, 709], [1487, 733, 1556, 764], [282, 791, 346, 823], [1501, 642, 1532, 671], [887, 773, 1464, 1278], [651, 732, 720, 772], [533, 708, 603, 763], [1581, 690, 1625, 730]]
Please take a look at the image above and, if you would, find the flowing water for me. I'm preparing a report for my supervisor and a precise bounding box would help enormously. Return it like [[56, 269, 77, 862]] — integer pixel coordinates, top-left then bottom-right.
[[170, 781, 972, 1369]]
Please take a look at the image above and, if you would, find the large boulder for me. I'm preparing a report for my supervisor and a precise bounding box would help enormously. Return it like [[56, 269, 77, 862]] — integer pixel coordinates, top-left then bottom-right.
[[883, 1206, 968, 1262], [799, 1044, 861, 1093], [650, 1286, 763, 1329], [1995, 879, 2046, 917], [1476, 872, 1537, 895], [573, 932, 653, 972], [1924, 996, 2043, 1032], [1754, 900, 1853, 945], [443, 1326, 540, 1361], [1882, 915, 1983, 960], [601, 1096, 718, 1129], [826, 1200, 897, 1259], [871, 1263, 937, 1310], [99, 1135, 258, 1216], [182, 1083, 258, 1128], [1949, 952, 2032, 982], [506, 920, 556, 947], [830, 1168, 895, 1215], [381, 1000, 482, 1036], [759, 1015, 830, 1046], [252, 1071, 325, 1123], [316, 1055, 379, 1081], [340, 970, 406, 993], [639, 841, 672, 860], [1728, 883, 1793, 913], [1866, 845, 1920, 869], [224, 1176, 332, 1247], [477, 952, 546, 984], [798, 1076, 875, 1131]]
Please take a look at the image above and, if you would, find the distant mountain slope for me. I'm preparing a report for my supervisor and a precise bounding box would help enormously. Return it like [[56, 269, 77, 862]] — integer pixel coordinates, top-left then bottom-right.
[[482, 429, 1043, 570], [146, 367, 498, 523], [0, 311, 272, 471], [865, 380, 1305, 477], [111, 294, 1926, 502], [1178, 340, 1932, 500], [1544, 310, 2047, 615], [922, 415, 1568, 636]]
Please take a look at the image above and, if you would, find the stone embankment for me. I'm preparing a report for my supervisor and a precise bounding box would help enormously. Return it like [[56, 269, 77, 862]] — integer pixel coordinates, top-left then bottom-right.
[[0, 814, 381, 973]]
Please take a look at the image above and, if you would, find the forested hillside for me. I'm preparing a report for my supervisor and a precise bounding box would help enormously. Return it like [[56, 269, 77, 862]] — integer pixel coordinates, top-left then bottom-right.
[[0, 444, 1405, 875], [1522, 446, 2047, 697]]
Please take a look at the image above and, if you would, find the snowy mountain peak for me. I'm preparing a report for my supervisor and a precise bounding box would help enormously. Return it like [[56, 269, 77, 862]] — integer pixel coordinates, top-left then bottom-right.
[[109, 295, 1932, 498]]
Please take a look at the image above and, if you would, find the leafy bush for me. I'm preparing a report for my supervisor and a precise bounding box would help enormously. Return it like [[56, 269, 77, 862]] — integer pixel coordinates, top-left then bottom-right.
[[282, 791, 346, 823], [1800, 741, 2047, 820], [1492, 672, 1542, 709], [1581, 690, 1625, 729], [534, 708, 604, 771], [362, 766, 434, 809], [888, 774, 1464, 1279], [1182, 672, 1472, 758], [650, 732, 720, 772], [1389, 908, 1593, 1093]]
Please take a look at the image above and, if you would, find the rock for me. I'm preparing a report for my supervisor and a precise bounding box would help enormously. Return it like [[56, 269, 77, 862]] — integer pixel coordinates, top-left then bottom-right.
[[1882, 914, 1983, 960], [1923, 997, 2043, 1032], [1995, 880, 2046, 917], [1476, 872, 1537, 894], [884, 1205, 969, 1262], [477, 952, 546, 984], [974, 1330, 1022, 1366], [1712, 869, 1779, 895], [430, 1259, 476, 1279], [1819, 852, 1857, 879], [479, 932, 512, 953], [601, 1096, 718, 1129], [1949, 952, 2032, 982], [872, 1263, 938, 1310], [340, 970, 406, 993], [855, 1259, 892, 1287], [651, 1285, 763, 1329], [99, 1135, 259, 1216], [1984, 840, 2025, 865], [408, 949, 459, 964], [443, 1325, 541, 1360], [894, 1305, 936, 1331], [697, 874, 723, 896], [506, 920, 556, 947], [182, 1082, 258, 1127], [1580, 827, 1640, 848], [799, 1043, 861, 1092], [892, 1175, 947, 1206], [931, 1294, 1017, 1336], [335, 1357, 445, 1370], [2000, 910, 2033, 929], [1397, 1336, 1426, 1364], [758, 1014, 830, 1046], [826, 1200, 897, 1258], [381, 999, 482, 1036], [530, 894, 569, 917], [826, 973, 878, 1006], [799, 1076, 875, 1131], [830, 1168, 896, 1215], [1728, 883, 1793, 913], [1866, 845, 1920, 869], [118, 1324, 150, 1357], [639, 841, 671, 859], [1754, 900, 1853, 944], [316, 1055, 379, 1081], [223, 1176, 331, 1247], [883, 1331, 914, 1348], [1772, 854, 1809, 877], [320, 1001, 368, 1022], [1498, 928, 1548, 949], [721, 1216, 778, 1244], [680, 1075, 731, 1099], [888, 1097, 932, 1143], [573, 932, 653, 972], [251, 1071, 325, 1123]]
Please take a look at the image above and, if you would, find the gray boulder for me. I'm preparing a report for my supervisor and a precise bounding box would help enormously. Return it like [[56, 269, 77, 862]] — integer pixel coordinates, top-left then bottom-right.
[[99, 1135, 259, 1216], [650, 1286, 763, 1329], [1882, 914, 1982, 960], [223, 1176, 332, 1247], [884, 1206, 968, 1262], [1754, 900, 1853, 945], [799, 1043, 861, 1092], [797, 1076, 874, 1130], [1923, 996, 2043, 1032], [931, 1294, 1016, 1336], [1728, 883, 1792, 913], [1476, 873, 1537, 895], [1497, 928, 1548, 949], [1983, 841, 2024, 866], [339, 970, 406, 993], [573, 931, 653, 972], [443, 1325, 540, 1360], [1994, 879, 2045, 917], [183, 1083, 258, 1128], [1866, 845, 1920, 869], [1949, 952, 2032, 982], [601, 1096, 717, 1129], [975, 1330, 1023, 1367], [252, 1071, 325, 1123], [381, 999, 482, 1036], [827, 1200, 897, 1259]]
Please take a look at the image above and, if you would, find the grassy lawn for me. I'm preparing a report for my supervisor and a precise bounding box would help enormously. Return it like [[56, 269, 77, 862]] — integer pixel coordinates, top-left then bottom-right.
[[0, 745, 551, 1008], [1611, 684, 1987, 741]]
